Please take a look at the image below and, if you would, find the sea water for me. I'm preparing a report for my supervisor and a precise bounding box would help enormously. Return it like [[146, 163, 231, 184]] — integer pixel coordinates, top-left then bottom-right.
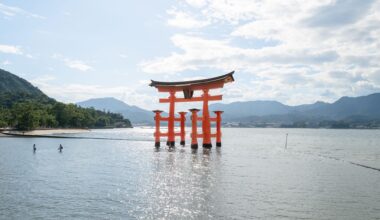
[[0, 128, 380, 219]]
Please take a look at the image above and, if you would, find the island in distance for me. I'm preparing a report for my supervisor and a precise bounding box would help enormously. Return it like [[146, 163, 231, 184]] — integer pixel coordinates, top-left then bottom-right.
[[77, 97, 154, 126], [77, 94, 380, 129]]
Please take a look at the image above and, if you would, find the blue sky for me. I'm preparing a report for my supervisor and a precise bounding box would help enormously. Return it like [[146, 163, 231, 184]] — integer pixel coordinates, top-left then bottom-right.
[[1, 0, 380, 110]]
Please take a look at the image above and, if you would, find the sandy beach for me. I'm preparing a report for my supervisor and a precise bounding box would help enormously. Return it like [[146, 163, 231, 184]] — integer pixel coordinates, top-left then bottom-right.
[[1, 129, 90, 136]]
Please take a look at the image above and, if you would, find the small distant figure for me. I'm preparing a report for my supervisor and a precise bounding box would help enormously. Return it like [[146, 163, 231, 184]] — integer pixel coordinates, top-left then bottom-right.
[[58, 144, 63, 153], [33, 144, 36, 153], [285, 133, 288, 149]]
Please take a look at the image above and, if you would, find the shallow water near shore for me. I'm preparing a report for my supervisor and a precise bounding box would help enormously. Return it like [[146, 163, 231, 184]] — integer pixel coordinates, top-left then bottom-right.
[[1, 128, 380, 219]]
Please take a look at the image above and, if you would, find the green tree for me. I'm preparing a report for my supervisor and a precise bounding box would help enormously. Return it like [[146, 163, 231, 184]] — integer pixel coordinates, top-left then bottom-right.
[[0, 108, 11, 127], [12, 102, 41, 130]]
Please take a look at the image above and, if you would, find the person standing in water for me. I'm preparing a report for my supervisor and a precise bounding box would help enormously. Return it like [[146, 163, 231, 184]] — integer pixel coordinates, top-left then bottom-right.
[[58, 144, 63, 153], [33, 144, 36, 153]]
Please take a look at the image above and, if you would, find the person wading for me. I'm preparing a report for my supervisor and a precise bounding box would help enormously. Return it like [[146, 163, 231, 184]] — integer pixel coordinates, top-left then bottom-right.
[[58, 144, 63, 153]]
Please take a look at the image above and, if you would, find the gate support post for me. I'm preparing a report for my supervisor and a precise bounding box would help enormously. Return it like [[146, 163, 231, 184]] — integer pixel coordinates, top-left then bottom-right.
[[214, 111, 223, 147], [167, 91, 176, 147], [189, 109, 200, 149], [202, 89, 212, 148], [153, 110, 163, 148], [179, 112, 187, 146]]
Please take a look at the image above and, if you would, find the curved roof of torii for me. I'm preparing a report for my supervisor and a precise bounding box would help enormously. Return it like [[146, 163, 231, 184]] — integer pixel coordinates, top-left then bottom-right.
[[149, 71, 235, 88]]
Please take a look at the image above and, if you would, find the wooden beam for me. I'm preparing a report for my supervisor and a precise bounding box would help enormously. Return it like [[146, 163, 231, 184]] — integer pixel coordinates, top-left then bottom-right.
[[154, 132, 182, 137], [160, 117, 182, 122], [196, 134, 217, 138], [159, 95, 223, 103], [154, 132, 168, 136], [197, 117, 217, 122]]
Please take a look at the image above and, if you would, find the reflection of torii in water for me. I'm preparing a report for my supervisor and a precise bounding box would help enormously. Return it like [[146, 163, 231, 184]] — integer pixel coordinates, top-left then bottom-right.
[[150, 71, 235, 149]]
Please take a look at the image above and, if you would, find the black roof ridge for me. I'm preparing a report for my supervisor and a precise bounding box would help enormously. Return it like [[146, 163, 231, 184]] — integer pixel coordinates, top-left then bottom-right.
[[150, 71, 234, 87]]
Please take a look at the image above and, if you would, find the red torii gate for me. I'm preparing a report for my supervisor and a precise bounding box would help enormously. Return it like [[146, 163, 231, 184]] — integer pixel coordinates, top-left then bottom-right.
[[150, 71, 235, 148]]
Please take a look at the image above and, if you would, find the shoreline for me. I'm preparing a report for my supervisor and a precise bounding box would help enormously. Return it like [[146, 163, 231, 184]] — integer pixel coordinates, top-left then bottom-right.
[[1, 128, 90, 136]]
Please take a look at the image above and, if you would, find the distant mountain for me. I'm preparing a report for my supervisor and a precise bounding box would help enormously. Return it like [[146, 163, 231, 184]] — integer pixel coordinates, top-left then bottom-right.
[[291, 101, 329, 112], [78, 97, 130, 112], [77, 93, 380, 128], [307, 93, 380, 119], [209, 93, 380, 127], [210, 100, 290, 119], [209, 99, 325, 121], [77, 97, 153, 125]]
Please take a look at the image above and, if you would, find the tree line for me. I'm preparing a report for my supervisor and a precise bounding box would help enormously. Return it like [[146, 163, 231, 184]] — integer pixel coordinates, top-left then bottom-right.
[[0, 93, 132, 130]]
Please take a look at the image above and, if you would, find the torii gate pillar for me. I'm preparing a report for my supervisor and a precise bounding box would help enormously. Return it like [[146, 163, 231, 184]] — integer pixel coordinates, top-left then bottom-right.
[[167, 91, 176, 147], [190, 108, 200, 149], [153, 110, 163, 148], [178, 111, 187, 146], [214, 111, 223, 147], [202, 89, 212, 148]]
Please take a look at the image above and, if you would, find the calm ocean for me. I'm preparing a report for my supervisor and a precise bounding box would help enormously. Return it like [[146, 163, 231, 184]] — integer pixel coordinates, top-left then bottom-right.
[[1, 128, 380, 219]]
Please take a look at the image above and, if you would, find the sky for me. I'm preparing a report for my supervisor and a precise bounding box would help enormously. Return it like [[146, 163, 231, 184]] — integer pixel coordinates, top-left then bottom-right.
[[1, 0, 380, 110]]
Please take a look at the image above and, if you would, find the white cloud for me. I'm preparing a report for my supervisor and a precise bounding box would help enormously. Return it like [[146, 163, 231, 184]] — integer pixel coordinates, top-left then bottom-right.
[[31, 76, 156, 109], [64, 60, 93, 72], [30, 74, 56, 85], [141, 0, 380, 104], [185, 0, 207, 8], [0, 2, 45, 19], [303, 0, 375, 27], [167, 9, 209, 29], [53, 54, 93, 72], [141, 34, 338, 74], [0, 44, 22, 54], [1, 60, 12, 66], [26, 54, 36, 59]]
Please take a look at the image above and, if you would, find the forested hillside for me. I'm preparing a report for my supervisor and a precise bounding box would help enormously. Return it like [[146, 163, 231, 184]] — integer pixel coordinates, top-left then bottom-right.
[[0, 69, 132, 130]]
